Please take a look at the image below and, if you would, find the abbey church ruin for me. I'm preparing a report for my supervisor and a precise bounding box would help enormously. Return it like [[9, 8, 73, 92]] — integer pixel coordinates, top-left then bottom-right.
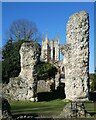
[[3, 11, 90, 101]]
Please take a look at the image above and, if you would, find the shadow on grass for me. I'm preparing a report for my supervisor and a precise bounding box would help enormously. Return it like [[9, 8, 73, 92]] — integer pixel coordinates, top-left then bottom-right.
[[37, 83, 66, 102], [12, 114, 55, 120], [11, 83, 66, 119], [89, 92, 96, 102], [12, 113, 38, 120], [12, 116, 54, 120]]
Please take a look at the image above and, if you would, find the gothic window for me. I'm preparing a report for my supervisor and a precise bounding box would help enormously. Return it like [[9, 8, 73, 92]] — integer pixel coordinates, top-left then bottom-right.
[[53, 47, 55, 60], [47, 44, 51, 61]]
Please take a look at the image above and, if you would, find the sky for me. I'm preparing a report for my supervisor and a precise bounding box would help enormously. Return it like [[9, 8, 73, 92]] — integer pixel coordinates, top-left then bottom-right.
[[95, 2, 96, 71], [2, 2, 95, 73]]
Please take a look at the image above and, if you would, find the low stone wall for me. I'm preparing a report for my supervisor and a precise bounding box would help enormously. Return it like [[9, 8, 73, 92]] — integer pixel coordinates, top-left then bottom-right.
[[37, 79, 55, 93], [37, 80, 50, 92], [3, 77, 35, 101]]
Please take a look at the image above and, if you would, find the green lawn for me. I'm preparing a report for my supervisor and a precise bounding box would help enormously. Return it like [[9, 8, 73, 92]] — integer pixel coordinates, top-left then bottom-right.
[[83, 102, 96, 118], [84, 102, 96, 112], [10, 99, 96, 118], [10, 99, 67, 117]]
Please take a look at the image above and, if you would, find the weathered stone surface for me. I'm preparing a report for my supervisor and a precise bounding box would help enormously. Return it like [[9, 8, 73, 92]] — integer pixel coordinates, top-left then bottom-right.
[[0, 96, 12, 120], [19, 42, 41, 80], [37, 80, 51, 92], [60, 11, 89, 101], [59, 102, 90, 118], [3, 42, 41, 101]]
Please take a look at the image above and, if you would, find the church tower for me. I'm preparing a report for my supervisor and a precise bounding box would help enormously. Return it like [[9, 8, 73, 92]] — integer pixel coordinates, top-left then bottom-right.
[[41, 34, 60, 62], [41, 33, 51, 62]]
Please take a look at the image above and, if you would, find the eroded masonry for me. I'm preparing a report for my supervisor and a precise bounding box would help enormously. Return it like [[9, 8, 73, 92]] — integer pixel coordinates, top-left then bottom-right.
[[61, 11, 89, 100], [3, 11, 90, 101]]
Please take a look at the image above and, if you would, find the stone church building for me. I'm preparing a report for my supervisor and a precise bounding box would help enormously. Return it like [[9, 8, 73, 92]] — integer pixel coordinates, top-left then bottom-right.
[[41, 34, 60, 62]]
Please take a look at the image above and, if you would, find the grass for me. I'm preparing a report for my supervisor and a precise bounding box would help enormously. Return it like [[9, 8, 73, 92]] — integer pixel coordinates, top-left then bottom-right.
[[10, 99, 67, 117], [84, 101, 96, 112], [10, 99, 96, 118], [83, 101, 96, 118]]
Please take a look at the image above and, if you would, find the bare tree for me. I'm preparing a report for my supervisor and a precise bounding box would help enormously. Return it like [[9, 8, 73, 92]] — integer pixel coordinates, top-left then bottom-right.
[[8, 19, 40, 41]]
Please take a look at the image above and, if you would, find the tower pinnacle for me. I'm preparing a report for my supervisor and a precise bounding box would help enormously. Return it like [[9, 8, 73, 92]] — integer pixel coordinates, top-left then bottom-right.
[[45, 33, 49, 43], [57, 33, 60, 44]]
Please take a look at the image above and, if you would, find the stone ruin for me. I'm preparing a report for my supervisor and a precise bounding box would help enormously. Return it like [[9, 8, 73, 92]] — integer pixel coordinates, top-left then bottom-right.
[[3, 42, 41, 101], [3, 10, 90, 101], [60, 11, 89, 101]]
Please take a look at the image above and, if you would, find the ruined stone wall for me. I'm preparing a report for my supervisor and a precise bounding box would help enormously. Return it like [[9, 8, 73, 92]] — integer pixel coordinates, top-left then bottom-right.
[[3, 42, 41, 101], [19, 42, 40, 80], [37, 80, 52, 92], [61, 11, 89, 101]]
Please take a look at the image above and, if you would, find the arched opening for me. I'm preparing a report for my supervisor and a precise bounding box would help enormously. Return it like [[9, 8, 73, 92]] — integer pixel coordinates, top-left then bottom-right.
[[60, 66, 65, 79], [60, 53, 63, 60], [62, 66, 65, 73]]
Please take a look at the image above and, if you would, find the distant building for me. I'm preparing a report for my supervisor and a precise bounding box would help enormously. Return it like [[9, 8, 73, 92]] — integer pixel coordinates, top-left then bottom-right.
[[41, 33, 60, 62], [41, 33, 65, 90]]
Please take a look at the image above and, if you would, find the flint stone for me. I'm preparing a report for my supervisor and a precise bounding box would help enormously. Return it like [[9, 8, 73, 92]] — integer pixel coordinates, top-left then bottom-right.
[[60, 11, 89, 101], [3, 42, 41, 101], [0, 95, 12, 120]]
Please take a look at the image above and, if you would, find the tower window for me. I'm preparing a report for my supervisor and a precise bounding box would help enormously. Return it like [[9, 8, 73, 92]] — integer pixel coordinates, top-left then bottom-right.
[[53, 47, 55, 60]]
